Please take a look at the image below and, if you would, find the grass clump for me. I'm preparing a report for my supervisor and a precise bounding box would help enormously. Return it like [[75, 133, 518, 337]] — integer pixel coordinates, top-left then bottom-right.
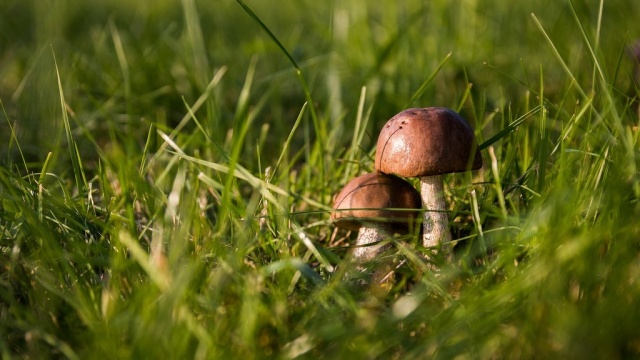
[[1, 0, 640, 358]]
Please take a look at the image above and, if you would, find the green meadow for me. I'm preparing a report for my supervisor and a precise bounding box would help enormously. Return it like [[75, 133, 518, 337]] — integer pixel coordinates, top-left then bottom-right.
[[1, 0, 639, 358]]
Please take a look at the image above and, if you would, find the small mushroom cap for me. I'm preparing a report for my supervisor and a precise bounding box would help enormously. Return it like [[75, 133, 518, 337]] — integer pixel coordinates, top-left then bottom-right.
[[331, 172, 422, 231], [375, 107, 482, 177]]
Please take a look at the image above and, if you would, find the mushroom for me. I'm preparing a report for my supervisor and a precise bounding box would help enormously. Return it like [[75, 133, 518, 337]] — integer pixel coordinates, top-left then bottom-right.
[[331, 172, 422, 261], [374, 107, 482, 250]]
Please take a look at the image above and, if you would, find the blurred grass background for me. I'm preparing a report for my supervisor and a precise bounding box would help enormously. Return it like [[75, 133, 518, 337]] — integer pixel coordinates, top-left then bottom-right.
[[1, 0, 640, 358]]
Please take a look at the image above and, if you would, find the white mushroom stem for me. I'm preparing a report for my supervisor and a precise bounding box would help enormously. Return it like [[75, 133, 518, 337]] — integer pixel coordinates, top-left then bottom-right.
[[420, 175, 452, 249], [353, 223, 392, 261]]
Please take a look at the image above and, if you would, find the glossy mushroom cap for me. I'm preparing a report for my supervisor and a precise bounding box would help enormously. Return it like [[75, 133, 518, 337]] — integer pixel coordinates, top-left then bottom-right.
[[331, 172, 422, 231], [375, 107, 482, 177]]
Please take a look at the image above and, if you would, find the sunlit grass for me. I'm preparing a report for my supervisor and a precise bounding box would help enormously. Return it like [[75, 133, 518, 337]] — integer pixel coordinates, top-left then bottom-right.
[[1, 0, 640, 358]]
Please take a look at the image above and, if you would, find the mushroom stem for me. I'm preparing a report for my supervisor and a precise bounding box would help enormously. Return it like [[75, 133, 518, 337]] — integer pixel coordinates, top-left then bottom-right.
[[420, 175, 452, 249], [353, 223, 392, 261]]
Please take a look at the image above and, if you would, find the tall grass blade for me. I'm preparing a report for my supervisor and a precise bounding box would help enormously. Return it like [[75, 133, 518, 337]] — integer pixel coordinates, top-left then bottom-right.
[[52, 48, 87, 195], [139, 124, 155, 175], [235, 0, 325, 185], [366, 8, 425, 80], [1, 99, 28, 173], [531, 13, 587, 99], [478, 106, 542, 150], [342, 86, 367, 184], [181, 0, 211, 91], [271, 102, 307, 180], [403, 52, 452, 108], [488, 146, 507, 220], [470, 189, 487, 259], [145, 67, 227, 174]]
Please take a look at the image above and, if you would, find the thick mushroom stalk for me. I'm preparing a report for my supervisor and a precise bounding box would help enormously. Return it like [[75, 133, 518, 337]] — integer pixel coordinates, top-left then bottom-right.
[[353, 223, 394, 261], [420, 175, 451, 248], [375, 107, 482, 250]]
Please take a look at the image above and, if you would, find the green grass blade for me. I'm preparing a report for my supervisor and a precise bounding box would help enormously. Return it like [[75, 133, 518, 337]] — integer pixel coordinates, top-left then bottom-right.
[[403, 52, 452, 108], [531, 13, 587, 99], [145, 66, 227, 174], [263, 257, 324, 286], [52, 47, 87, 195], [271, 102, 307, 181], [117, 229, 171, 291], [342, 86, 368, 184], [488, 146, 507, 220], [169, 151, 330, 212], [478, 105, 542, 150], [1, 99, 28, 173], [235, 0, 325, 188]]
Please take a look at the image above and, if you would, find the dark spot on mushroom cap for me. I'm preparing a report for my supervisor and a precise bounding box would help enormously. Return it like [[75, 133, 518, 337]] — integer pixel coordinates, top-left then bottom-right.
[[375, 107, 482, 177], [331, 172, 421, 231]]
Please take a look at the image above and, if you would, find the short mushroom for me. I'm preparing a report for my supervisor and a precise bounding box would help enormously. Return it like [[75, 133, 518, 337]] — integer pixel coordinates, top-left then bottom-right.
[[331, 172, 422, 261], [374, 107, 482, 249]]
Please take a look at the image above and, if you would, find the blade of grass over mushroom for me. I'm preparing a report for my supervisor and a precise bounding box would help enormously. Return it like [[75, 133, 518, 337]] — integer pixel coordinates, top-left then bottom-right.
[[478, 105, 543, 151], [52, 48, 87, 195], [403, 52, 451, 109], [445, 226, 523, 247]]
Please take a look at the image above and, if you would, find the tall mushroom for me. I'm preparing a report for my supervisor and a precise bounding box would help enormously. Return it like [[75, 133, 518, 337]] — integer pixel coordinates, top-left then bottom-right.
[[331, 172, 422, 261], [375, 107, 482, 249]]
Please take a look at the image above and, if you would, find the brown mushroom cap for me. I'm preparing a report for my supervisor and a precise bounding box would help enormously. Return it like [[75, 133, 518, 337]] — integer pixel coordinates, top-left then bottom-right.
[[375, 107, 482, 177], [331, 172, 422, 231]]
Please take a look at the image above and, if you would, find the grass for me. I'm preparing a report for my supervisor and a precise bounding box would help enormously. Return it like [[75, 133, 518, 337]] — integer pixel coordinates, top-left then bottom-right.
[[1, 0, 640, 358]]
